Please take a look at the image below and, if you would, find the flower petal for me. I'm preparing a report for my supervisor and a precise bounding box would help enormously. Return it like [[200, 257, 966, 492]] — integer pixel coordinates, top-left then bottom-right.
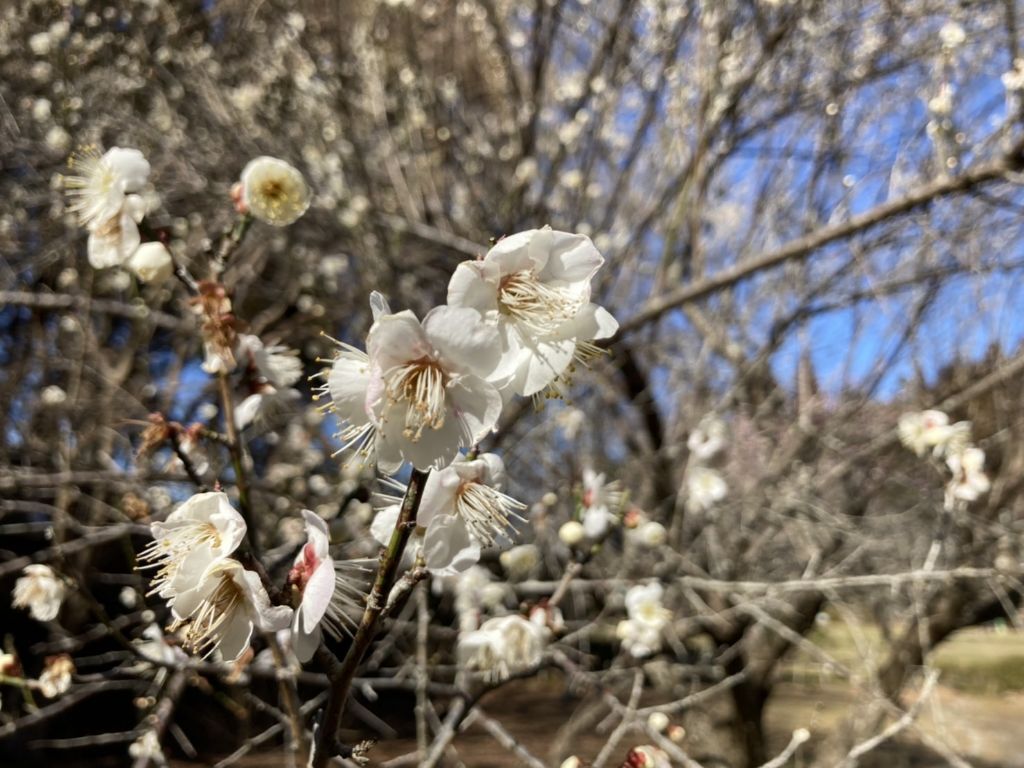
[[370, 505, 400, 546], [300, 509, 331, 558], [423, 305, 501, 377], [292, 621, 321, 663], [217, 611, 255, 662], [105, 147, 151, 192], [448, 261, 500, 314], [300, 561, 335, 633], [537, 231, 603, 284], [484, 229, 538, 275], [423, 514, 481, 575], [380, 401, 464, 470], [447, 376, 503, 444], [368, 310, 430, 372], [328, 352, 373, 426], [509, 333, 576, 397], [418, 465, 463, 528]]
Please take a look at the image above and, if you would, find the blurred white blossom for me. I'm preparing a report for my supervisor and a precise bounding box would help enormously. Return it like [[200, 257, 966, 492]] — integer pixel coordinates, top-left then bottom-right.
[[898, 410, 969, 458], [37, 654, 74, 698], [127, 241, 174, 284], [239, 156, 311, 226], [685, 466, 728, 513], [457, 614, 548, 681], [617, 583, 670, 657], [13, 564, 65, 622], [946, 446, 990, 503]]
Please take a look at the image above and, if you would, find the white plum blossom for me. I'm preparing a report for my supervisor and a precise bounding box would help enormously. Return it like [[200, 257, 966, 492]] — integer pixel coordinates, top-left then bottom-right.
[[449, 565, 508, 631], [289, 511, 336, 662], [499, 543, 539, 581], [685, 466, 728, 513], [137, 491, 247, 599], [457, 614, 549, 681], [287, 511, 365, 662], [372, 453, 526, 575], [633, 520, 667, 548], [13, 564, 65, 622], [86, 194, 148, 269], [235, 387, 301, 431], [133, 624, 188, 668], [580, 468, 623, 538], [237, 334, 303, 389], [168, 558, 292, 661], [647, 711, 670, 733], [324, 304, 502, 472], [65, 147, 151, 269], [127, 241, 174, 284], [897, 410, 970, 458], [687, 414, 728, 462], [946, 446, 991, 503], [36, 654, 74, 698], [239, 156, 311, 226], [65, 147, 150, 231], [447, 226, 618, 398], [617, 583, 671, 657]]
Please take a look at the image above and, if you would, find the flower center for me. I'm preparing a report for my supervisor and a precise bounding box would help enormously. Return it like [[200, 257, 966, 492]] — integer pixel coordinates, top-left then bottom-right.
[[288, 543, 320, 592], [138, 522, 223, 595], [169, 565, 243, 657], [385, 358, 448, 441], [455, 481, 527, 547], [498, 270, 583, 335]]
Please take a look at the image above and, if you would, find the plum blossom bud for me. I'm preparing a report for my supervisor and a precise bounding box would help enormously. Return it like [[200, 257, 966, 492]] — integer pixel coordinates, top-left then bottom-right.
[[13, 564, 65, 622], [240, 157, 311, 226], [625, 745, 670, 768], [667, 724, 686, 742], [499, 544, 539, 580], [647, 711, 669, 732], [636, 521, 667, 548], [560, 758, 581, 768], [128, 242, 174, 284], [559, 520, 586, 546]]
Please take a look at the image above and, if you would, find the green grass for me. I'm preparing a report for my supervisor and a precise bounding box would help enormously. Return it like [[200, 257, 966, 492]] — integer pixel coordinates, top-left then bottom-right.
[[783, 616, 1024, 693]]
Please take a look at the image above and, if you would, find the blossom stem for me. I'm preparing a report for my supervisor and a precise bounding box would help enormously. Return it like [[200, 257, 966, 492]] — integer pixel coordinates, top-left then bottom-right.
[[212, 213, 253, 278], [310, 468, 430, 768], [215, 371, 259, 557], [264, 633, 308, 761]]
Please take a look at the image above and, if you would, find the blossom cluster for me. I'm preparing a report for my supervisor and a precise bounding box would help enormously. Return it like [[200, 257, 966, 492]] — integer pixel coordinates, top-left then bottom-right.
[[65, 146, 173, 283], [617, 582, 672, 658], [62, 146, 622, 682], [685, 413, 729, 513], [322, 226, 618, 474], [898, 409, 990, 506]]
